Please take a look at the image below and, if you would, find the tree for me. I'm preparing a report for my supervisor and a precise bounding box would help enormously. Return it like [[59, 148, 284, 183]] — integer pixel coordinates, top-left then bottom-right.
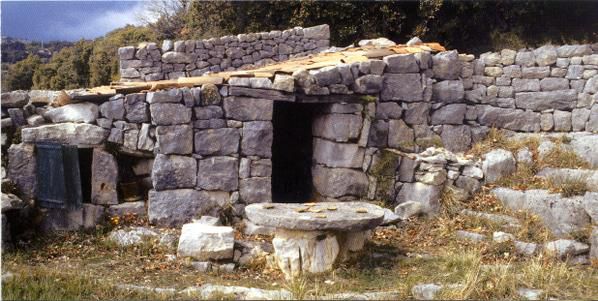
[[32, 40, 93, 90], [1, 54, 41, 92]]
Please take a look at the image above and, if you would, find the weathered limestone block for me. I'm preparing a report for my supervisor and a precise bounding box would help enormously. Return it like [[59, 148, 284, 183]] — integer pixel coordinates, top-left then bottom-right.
[[514, 90, 576, 111], [312, 165, 368, 198], [395, 182, 441, 215], [148, 189, 227, 226], [194, 106, 223, 120], [273, 229, 339, 279], [1, 91, 29, 108], [353, 75, 383, 94], [43, 102, 99, 123], [177, 224, 234, 260], [250, 159, 272, 177], [431, 104, 466, 125], [156, 124, 193, 154], [542, 113, 555, 131], [240, 177, 272, 204], [556, 45, 593, 58], [124, 93, 149, 123], [146, 89, 182, 104], [572, 108, 591, 131], [432, 50, 461, 80], [441, 125, 472, 153], [91, 149, 118, 205], [118, 46, 135, 60], [540, 78, 569, 91], [107, 201, 146, 218], [476, 105, 540, 132], [591, 227, 598, 260], [223, 96, 273, 121], [544, 239, 589, 259], [314, 114, 362, 143], [313, 139, 364, 168], [136, 123, 155, 151], [241, 121, 273, 158], [152, 154, 197, 190], [367, 120, 388, 147], [197, 156, 239, 191], [383, 54, 419, 73], [432, 80, 464, 103], [584, 75, 598, 94], [7, 143, 36, 200], [150, 103, 192, 125], [403, 102, 431, 125], [522, 66, 550, 79], [515, 51, 536, 67], [533, 45, 557, 66], [99, 97, 125, 120], [312, 66, 341, 86], [303, 24, 330, 40], [123, 129, 139, 150], [22, 123, 107, 145], [482, 149, 516, 183], [388, 119, 414, 151], [162, 51, 192, 64], [553, 110, 572, 132], [272, 74, 295, 92], [194, 128, 240, 156], [512, 78, 540, 92], [501, 49, 517, 65], [376, 102, 403, 120], [381, 74, 423, 101]]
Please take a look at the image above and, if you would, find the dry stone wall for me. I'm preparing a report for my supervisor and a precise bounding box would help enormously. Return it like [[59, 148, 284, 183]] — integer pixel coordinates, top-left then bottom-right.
[[3, 37, 598, 231], [118, 25, 330, 82]]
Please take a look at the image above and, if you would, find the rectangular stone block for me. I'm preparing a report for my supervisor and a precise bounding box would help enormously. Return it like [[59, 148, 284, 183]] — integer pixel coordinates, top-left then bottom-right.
[[150, 103, 192, 125], [148, 189, 227, 226], [197, 156, 239, 191], [313, 138, 364, 168], [91, 149, 118, 205], [239, 177, 272, 204], [223, 96, 273, 121], [514, 90, 577, 111], [156, 124, 193, 155], [151, 154, 197, 190], [381, 74, 423, 102], [312, 114, 362, 142], [194, 128, 240, 156], [241, 121, 273, 158], [124, 93, 149, 123]]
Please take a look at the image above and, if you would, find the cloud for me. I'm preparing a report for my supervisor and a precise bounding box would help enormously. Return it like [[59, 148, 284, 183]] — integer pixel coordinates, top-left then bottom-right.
[[50, 1, 155, 40]]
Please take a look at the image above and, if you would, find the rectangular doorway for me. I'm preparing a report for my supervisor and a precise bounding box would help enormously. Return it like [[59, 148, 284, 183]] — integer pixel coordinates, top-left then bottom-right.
[[271, 102, 320, 203]]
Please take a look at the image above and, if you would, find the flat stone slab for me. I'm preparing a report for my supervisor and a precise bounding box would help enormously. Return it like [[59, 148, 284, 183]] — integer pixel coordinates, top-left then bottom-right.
[[245, 202, 385, 231]]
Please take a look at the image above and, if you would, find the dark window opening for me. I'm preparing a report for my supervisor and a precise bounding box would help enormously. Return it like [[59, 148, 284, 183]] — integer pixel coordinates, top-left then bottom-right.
[[117, 154, 152, 202], [272, 102, 320, 203], [36, 144, 92, 209]]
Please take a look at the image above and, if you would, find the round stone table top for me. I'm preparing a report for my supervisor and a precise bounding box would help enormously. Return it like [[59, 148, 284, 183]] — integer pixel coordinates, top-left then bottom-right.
[[245, 202, 385, 232]]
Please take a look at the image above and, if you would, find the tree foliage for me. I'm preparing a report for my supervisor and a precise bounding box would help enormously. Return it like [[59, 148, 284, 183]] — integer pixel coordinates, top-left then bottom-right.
[[2, 54, 41, 91]]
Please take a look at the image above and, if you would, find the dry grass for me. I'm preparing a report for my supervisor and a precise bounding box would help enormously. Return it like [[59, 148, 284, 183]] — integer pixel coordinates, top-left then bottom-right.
[[540, 145, 591, 169], [468, 128, 540, 157], [548, 175, 589, 197]]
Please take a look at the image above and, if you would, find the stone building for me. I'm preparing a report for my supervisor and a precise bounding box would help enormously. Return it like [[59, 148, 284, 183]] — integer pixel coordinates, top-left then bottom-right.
[[2, 24, 597, 233]]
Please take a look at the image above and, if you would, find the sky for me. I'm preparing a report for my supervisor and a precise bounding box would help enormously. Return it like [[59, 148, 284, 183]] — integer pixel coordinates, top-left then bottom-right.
[[1, 1, 153, 42]]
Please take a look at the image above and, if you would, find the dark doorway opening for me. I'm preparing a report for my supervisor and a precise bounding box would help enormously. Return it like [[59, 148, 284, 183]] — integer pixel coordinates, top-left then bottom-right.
[[77, 148, 93, 204], [272, 102, 320, 203]]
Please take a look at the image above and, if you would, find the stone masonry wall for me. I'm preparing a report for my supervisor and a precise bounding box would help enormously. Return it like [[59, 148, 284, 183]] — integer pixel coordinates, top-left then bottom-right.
[[118, 25, 330, 82], [3, 40, 598, 231]]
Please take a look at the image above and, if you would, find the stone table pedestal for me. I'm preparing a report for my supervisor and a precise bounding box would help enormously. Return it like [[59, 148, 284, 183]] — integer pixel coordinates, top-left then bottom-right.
[[245, 202, 384, 279]]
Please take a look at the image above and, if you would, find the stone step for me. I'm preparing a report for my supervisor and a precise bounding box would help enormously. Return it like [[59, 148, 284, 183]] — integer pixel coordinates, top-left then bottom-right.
[[460, 209, 521, 228], [491, 187, 596, 237], [536, 167, 598, 192]]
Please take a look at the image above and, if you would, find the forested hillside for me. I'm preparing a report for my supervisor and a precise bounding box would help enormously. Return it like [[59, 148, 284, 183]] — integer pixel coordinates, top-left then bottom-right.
[[2, 0, 597, 92]]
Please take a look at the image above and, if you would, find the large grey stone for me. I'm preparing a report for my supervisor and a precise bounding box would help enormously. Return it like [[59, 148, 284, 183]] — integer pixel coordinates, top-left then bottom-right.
[[367, 120, 388, 147], [492, 188, 590, 236], [553, 110, 572, 131], [146, 89, 182, 104], [162, 51, 192, 64], [194, 128, 240, 156], [151, 154, 197, 190], [441, 125, 472, 153], [107, 202, 146, 218], [108, 226, 158, 247], [223, 97, 273, 121], [150, 103, 192, 125], [239, 177, 272, 204], [303, 24, 330, 40], [177, 224, 234, 260], [124, 93, 149, 123], [512, 78, 540, 92], [312, 66, 341, 86], [194, 106, 223, 120], [544, 239, 590, 259], [155, 125, 193, 155], [395, 182, 441, 215], [590, 227, 598, 260], [533, 45, 557, 66], [412, 283, 443, 300], [353, 75, 383, 94], [22, 123, 107, 145], [381, 74, 423, 102], [431, 104, 466, 125], [514, 90, 576, 111], [312, 114, 362, 142], [375, 102, 403, 120], [91, 149, 118, 205], [148, 189, 227, 226], [383, 54, 419, 73], [388, 119, 414, 151], [313, 139, 364, 168], [1, 91, 29, 108], [482, 149, 516, 183], [522, 67, 550, 79], [432, 50, 461, 80], [432, 80, 464, 103], [312, 165, 368, 198], [557, 45, 593, 57], [584, 75, 598, 94], [540, 78, 569, 91], [197, 156, 239, 191], [1, 193, 26, 213], [241, 121, 273, 158], [99, 98, 125, 120], [7, 143, 36, 200], [43, 102, 99, 123], [476, 105, 540, 132], [403, 102, 431, 125], [536, 168, 598, 193]]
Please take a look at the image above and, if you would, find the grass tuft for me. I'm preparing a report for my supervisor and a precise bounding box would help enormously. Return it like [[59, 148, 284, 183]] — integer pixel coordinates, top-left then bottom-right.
[[548, 175, 588, 197], [540, 145, 590, 169]]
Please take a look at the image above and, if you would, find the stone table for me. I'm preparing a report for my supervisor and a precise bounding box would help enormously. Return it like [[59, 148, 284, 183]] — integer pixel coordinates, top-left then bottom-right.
[[245, 202, 385, 279]]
